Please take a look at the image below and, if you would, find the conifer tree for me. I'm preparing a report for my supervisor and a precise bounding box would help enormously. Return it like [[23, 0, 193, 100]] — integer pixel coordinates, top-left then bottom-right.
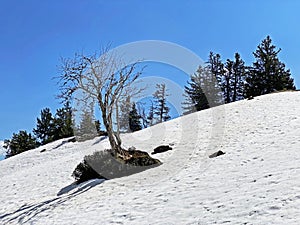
[[153, 83, 171, 123], [223, 59, 233, 103], [232, 53, 246, 102], [146, 100, 155, 126], [33, 108, 55, 145], [205, 52, 224, 106], [245, 36, 295, 97], [5, 131, 39, 158], [94, 120, 101, 135], [221, 53, 246, 103], [207, 52, 224, 85], [76, 109, 98, 140], [183, 63, 223, 114], [118, 95, 131, 132], [128, 102, 142, 132], [183, 65, 210, 114], [53, 101, 74, 140]]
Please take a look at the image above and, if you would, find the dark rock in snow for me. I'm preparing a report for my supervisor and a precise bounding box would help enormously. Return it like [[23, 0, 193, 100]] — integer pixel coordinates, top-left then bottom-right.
[[67, 137, 77, 143], [209, 150, 225, 158], [128, 146, 136, 151], [73, 148, 161, 183], [151, 145, 173, 154]]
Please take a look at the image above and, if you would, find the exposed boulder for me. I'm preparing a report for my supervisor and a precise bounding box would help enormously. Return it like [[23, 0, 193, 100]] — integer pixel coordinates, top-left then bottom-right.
[[67, 137, 77, 143], [209, 150, 225, 158], [73, 148, 161, 184], [151, 145, 173, 154]]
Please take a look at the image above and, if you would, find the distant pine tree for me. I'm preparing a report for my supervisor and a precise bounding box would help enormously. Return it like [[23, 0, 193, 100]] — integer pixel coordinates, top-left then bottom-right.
[[146, 100, 155, 126], [153, 83, 171, 123], [94, 120, 101, 134], [76, 109, 98, 140], [183, 64, 222, 114], [118, 95, 131, 132], [128, 103, 142, 132], [223, 59, 233, 103], [53, 101, 74, 140], [221, 53, 246, 103], [183, 66, 210, 114], [205, 53, 224, 107], [5, 131, 39, 158], [245, 35, 296, 98], [231, 53, 246, 102], [33, 108, 55, 145], [207, 52, 224, 86]]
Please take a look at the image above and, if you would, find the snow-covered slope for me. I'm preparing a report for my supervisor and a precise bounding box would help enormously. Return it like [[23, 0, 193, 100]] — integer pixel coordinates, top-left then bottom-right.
[[0, 141, 6, 160], [0, 92, 300, 225]]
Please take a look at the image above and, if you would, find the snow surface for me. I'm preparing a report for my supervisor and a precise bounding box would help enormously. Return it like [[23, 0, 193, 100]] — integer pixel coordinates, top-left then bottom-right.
[[0, 141, 6, 160], [0, 92, 300, 225]]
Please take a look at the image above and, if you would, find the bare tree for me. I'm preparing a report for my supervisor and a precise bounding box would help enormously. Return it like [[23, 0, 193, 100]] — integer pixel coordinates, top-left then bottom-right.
[[57, 47, 143, 156], [136, 101, 148, 128], [153, 83, 171, 123]]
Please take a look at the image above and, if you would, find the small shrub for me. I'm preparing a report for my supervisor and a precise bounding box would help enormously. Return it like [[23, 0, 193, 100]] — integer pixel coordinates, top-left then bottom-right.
[[72, 160, 106, 183], [72, 149, 161, 184]]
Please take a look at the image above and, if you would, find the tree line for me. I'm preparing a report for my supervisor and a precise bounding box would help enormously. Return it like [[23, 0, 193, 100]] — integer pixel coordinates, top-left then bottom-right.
[[183, 36, 295, 113], [3, 82, 172, 158], [3, 102, 74, 157], [2, 35, 296, 158]]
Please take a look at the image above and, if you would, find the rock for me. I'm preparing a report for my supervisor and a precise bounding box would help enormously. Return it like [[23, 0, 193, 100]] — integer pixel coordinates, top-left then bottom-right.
[[73, 148, 162, 183], [151, 145, 173, 154], [67, 137, 77, 143], [209, 150, 225, 158], [40, 149, 46, 153], [128, 146, 136, 151]]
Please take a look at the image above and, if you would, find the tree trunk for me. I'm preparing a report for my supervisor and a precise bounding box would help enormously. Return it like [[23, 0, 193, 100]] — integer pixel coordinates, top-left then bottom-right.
[[99, 100, 122, 156]]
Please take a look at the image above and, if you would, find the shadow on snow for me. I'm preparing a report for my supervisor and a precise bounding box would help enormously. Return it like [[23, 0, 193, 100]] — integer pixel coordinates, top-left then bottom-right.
[[0, 179, 105, 224]]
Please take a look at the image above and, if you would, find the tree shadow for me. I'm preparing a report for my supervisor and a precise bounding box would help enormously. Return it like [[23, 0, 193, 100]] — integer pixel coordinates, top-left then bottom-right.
[[53, 137, 77, 149], [0, 179, 105, 224]]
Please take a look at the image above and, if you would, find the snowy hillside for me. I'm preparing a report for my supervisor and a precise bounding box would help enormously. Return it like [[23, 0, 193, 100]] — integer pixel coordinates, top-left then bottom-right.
[[0, 141, 6, 160], [0, 91, 300, 225]]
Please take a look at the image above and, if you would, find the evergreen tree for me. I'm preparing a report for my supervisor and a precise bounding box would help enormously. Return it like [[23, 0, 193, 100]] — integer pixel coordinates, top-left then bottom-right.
[[33, 108, 55, 145], [53, 101, 74, 140], [153, 83, 171, 123], [221, 53, 246, 103], [76, 109, 98, 140], [118, 95, 131, 132], [128, 102, 142, 132], [183, 65, 210, 114], [245, 35, 295, 98], [232, 53, 246, 102], [223, 59, 233, 103], [205, 52, 224, 106], [183, 63, 223, 114], [207, 52, 224, 85], [5, 131, 39, 158], [146, 100, 155, 126], [94, 120, 101, 134]]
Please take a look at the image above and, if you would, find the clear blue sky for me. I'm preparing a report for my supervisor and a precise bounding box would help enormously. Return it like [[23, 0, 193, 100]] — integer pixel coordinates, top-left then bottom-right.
[[1, 0, 300, 140]]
